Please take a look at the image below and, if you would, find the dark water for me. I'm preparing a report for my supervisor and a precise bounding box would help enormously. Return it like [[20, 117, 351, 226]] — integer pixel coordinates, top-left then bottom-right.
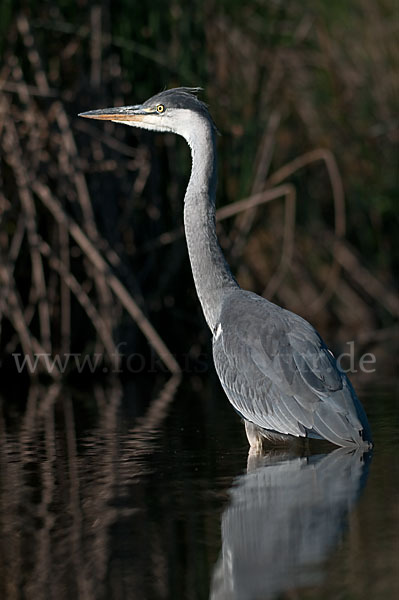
[[0, 375, 398, 600]]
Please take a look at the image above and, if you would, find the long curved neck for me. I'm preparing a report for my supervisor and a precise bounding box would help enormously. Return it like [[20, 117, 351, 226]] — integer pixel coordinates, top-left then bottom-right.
[[183, 116, 238, 331]]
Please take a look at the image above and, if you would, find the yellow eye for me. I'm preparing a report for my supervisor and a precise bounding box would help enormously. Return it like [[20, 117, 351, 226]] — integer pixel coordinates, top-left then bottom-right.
[[156, 104, 165, 114]]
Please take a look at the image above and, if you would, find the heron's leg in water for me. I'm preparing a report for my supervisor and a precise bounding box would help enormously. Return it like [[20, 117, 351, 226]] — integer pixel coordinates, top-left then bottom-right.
[[244, 420, 264, 452]]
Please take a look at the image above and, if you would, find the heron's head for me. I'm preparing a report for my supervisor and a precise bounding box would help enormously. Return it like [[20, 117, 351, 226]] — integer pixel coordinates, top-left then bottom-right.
[[79, 87, 215, 143]]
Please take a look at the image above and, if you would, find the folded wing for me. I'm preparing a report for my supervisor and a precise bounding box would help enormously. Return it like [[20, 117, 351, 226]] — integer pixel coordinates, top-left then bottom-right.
[[213, 291, 372, 447]]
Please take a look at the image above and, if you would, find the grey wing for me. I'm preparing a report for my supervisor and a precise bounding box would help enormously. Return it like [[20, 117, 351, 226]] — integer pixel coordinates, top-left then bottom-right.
[[213, 292, 372, 447]]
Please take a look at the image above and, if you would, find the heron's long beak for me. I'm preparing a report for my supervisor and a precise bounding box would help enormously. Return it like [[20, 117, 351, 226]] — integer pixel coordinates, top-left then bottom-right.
[[78, 105, 150, 122]]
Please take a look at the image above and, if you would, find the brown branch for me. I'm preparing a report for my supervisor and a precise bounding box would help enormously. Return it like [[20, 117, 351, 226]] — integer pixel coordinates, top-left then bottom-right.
[[215, 185, 292, 220], [328, 235, 399, 317], [139, 185, 297, 293], [50, 101, 98, 239], [75, 119, 139, 159], [230, 108, 283, 260], [58, 223, 71, 354], [16, 15, 50, 94], [53, 100, 115, 338], [267, 148, 345, 237], [0, 263, 59, 377], [268, 148, 346, 312], [8, 214, 25, 268], [33, 181, 181, 374], [38, 237, 118, 362], [263, 186, 296, 298], [0, 80, 58, 97], [1, 101, 52, 353]]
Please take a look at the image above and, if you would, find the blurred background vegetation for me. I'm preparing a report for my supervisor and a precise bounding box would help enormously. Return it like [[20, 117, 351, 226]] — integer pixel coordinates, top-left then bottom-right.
[[0, 0, 398, 384]]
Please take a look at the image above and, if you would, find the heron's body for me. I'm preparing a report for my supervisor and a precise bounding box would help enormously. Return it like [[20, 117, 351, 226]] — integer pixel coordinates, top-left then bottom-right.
[[80, 87, 372, 449]]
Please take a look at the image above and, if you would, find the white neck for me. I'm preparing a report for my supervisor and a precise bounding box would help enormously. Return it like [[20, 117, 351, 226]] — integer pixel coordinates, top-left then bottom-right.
[[181, 113, 238, 330]]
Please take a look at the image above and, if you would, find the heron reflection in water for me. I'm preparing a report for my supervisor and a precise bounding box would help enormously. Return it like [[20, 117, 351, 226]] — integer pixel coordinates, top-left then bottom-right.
[[210, 447, 372, 600], [80, 88, 372, 450]]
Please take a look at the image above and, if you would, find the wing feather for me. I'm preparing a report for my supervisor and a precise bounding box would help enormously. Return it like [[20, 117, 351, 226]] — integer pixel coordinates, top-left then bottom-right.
[[213, 290, 372, 447]]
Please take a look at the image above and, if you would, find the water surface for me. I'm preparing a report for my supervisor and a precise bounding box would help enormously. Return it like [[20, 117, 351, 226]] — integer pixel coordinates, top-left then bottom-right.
[[0, 376, 397, 599]]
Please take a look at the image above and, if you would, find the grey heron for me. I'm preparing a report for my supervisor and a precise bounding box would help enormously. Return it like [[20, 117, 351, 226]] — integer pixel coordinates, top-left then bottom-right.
[[79, 87, 372, 450]]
